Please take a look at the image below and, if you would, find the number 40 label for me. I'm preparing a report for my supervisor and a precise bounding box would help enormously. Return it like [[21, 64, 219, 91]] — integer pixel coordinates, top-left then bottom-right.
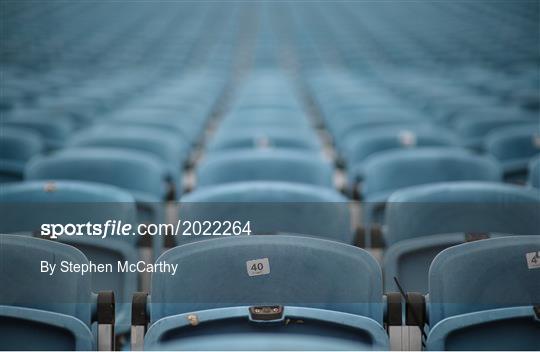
[[246, 258, 270, 277]]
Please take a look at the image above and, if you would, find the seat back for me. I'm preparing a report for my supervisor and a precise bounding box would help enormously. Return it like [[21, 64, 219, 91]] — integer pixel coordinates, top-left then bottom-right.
[[179, 181, 352, 244], [338, 119, 431, 150], [0, 235, 93, 325], [208, 130, 321, 152], [485, 125, 540, 163], [2, 118, 73, 149], [385, 181, 540, 245], [456, 116, 534, 140], [0, 180, 137, 243], [0, 181, 139, 314], [363, 148, 502, 199], [0, 127, 44, 162], [345, 126, 459, 166], [456, 116, 535, 149], [428, 236, 540, 326], [150, 235, 383, 323], [25, 148, 168, 200], [219, 108, 311, 130], [196, 150, 334, 188], [528, 156, 540, 188], [68, 126, 188, 167]]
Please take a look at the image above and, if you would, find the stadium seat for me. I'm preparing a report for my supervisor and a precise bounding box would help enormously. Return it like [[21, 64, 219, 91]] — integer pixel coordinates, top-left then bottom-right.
[[108, 108, 203, 145], [361, 148, 501, 198], [334, 116, 430, 153], [25, 148, 168, 204], [2, 117, 74, 150], [207, 129, 322, 152], [132, 235, 391, 350], [24, 148, 168, 252], [196, 150, 334, 188], [68, 126, 190, 196], [339, 121, 440, 160], [0, 180, 139, 334], [212, 127, 319, 149], [0, 235, 115, 350], [485, 125, 540, 182], [425, 236, 540, 350], [344, 126, 459, 188], [455, 115, 535, 150], [383, 181, 540, 293], [219, 107, 311, 129], [178, 181, 352, 244], [0, 127, 44, 183], [361, 148, 502, 243], [427, 101, 506, 126]]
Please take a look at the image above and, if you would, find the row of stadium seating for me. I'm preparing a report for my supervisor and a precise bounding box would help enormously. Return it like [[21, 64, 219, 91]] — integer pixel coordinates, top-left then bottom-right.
[[2, 233, 538, 350], [1, 1, 539, 350]]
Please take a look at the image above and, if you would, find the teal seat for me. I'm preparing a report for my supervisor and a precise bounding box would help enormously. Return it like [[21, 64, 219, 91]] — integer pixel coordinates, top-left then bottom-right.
[[68, 126, 189, 196], [207, 129, 321, 152], [196, 150, 334, 188], [383, 181, 540, 293], [0, 127, 44, 183], [25, 148, 168, 205], [134, 235, 390, 350], [2, 117, 73, 150], [0, 180, 139, 334], [0, 235, 115, 350], [345, 126, 459, 188], [361, 148, 502, 246], [455, 116, 535, 150], [485, 125, 540, 182], [426, 236, 540, 350], [179, 181, 353, 244]]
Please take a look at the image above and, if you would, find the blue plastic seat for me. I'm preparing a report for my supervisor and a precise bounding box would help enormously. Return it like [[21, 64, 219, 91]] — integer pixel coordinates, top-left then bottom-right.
[[232, 101, 303, 111], [339, 121, 438, 159], [179, 181, 352, 244], [2, 117, 73, 150], [220, 107, 311, 128], [25, 148, 168, 237], [0, 180, 139, 333], [103, 115, 198, 145], [136, 235, 389, 350], [333, 115, 429, 152], [345, 127, 459, 187], [68, 126, 189, 195], [362, 148, 502, 201], [219, 117, 310, 129], [383, 181, 540, 293], [455, 116, 535, 150], [529, 156, 540, 189], [361, 148, 502, 239], [110, 105, 207, 127], [212, 126, 318, 146], [485, 125, 540, 181], [0, 127, 44, 183], [196, 150, 334, 188], [425, 99, 503, 126], [426, 236, 540, 350], [25, 148, 168, 204], [207, 129, 322, 152], [0, 235, 115, 350]]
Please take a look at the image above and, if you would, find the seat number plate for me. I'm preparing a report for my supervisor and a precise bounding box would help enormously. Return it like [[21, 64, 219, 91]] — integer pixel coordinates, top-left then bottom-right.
[[526, 251, 540, 269], [246, 258, 270, 277]]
